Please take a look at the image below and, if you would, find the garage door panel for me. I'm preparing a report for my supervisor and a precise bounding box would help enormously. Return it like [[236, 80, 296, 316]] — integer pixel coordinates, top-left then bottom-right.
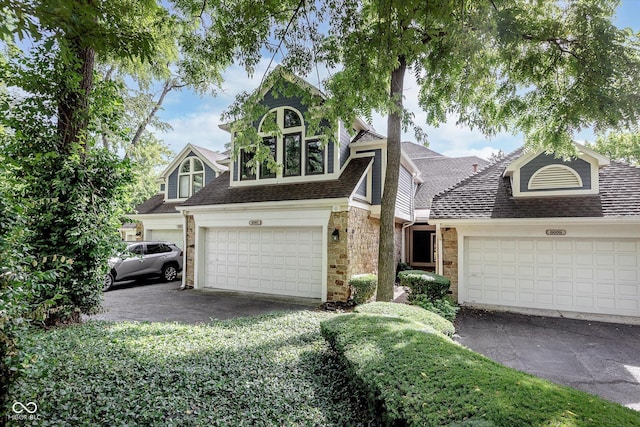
[[147, 229, 183, 246], [465, 237, 640, 317], [205, 227, 323, 299]]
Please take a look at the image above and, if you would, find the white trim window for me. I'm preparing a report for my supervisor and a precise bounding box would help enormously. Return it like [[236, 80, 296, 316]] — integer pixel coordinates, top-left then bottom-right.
[[240, 106, 325, 181], [178, 157, 204, 198]]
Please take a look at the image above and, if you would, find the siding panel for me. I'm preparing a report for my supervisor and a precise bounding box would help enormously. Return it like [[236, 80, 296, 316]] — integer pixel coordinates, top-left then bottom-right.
[[396, 165, 413, 216], [520, 153, 591, 193], [355, 149, 382, 204]]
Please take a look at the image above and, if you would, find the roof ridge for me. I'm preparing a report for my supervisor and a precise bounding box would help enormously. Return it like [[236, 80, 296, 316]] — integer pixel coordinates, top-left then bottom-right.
[[432, 147, 522, 201]]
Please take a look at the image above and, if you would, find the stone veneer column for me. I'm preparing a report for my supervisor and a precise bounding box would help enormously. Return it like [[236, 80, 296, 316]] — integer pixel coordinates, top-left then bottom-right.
[[185, 215, 195, 289], [347, 207, 379, 277], [327, 211, 349, 301], [441, 227, 458, 299], [135, 221, 144, 241]]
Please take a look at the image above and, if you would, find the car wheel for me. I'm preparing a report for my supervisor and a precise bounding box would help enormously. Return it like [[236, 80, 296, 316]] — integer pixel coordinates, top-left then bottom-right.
[[162, 264, 178, 282], [103, 273, 115, 292]]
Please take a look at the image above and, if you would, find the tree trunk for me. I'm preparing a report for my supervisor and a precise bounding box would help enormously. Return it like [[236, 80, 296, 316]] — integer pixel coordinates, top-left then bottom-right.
[[377, 56, 406, 302], [126, 78, 175, 158], [57, 43, 95, 153]]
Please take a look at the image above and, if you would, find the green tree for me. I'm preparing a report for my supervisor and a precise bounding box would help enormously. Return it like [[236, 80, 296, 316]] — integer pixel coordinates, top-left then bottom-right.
[[193, 0, 640, 301], [589, 132, 640, 165], [0, 0, 173, 321]]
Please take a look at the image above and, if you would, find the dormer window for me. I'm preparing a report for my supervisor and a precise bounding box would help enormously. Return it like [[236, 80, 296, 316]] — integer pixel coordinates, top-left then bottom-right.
[[238, 106, 325, 181], [179, 158, 204, 198]]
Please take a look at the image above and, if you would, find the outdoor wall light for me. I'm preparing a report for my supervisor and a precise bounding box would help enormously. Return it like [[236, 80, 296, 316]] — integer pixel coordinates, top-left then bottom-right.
[[331, 228, 340, 242]]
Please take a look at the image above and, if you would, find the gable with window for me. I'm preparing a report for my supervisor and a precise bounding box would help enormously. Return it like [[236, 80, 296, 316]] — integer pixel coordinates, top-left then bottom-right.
[[178, 157, 205, 198], [238, 106, 325, 182]]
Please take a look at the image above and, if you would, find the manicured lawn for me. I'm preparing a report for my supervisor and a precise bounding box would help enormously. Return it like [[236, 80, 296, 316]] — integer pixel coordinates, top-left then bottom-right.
[[321, 306, 640, 427], [9, 305, 640, 426], [8, 312, 368, 426]]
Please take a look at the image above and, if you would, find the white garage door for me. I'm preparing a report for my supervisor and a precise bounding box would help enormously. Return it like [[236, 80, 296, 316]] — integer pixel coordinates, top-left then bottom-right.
[[147, 229, 184, 247], [205, 227, 323, 299], [465, 237, 640, 317]]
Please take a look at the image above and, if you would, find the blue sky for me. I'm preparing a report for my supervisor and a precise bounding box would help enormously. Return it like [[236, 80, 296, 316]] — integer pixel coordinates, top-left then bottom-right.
[[155, 2, 640, 159]]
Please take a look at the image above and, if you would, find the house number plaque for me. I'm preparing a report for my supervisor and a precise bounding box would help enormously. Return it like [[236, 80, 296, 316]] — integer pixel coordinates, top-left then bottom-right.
[[249, 220, 263, 226], [545, 229, 566, 236]]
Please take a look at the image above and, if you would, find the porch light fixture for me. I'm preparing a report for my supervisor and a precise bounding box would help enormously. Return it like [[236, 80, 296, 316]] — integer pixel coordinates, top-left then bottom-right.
[[331, 228, 340, 242]]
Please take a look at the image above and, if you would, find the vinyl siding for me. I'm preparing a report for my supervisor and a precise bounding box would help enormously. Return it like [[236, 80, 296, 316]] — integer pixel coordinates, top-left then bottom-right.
[[355, 149, 382, 205], [339, 121, 351, 168], [520, 153, 591, 193], [396, 165, 413, 216], [167, 152, 215, 198]]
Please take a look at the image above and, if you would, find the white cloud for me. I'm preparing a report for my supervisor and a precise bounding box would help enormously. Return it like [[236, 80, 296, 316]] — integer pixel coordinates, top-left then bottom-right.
[[155, 60, 526, 159], [363, 71, 523, 159], [154, 107, 230, 154]]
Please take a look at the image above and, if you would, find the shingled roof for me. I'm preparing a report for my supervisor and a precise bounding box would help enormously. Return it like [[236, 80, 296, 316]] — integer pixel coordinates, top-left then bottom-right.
[[400, 142, 488, 209], [134, 194, 182, 215], [401, 141, 444, 159], [181, 157, 372, 207], [430, 148, 640, 219]]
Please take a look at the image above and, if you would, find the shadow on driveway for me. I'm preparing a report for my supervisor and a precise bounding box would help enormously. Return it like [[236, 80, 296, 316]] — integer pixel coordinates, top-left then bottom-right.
[[455, 308, 640, 410], [89, 280, 319, 324]]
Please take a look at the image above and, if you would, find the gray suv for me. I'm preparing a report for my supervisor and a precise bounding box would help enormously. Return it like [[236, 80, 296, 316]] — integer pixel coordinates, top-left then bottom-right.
[[104, 241, 184, 291]]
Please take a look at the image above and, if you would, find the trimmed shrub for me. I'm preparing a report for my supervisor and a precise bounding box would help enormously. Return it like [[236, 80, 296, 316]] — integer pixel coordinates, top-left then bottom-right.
[[320, 313, 640, 427], [349, 274, 377, 305], [412, 295, 459, 323], [399, 270, 450, 302], [354, 302, 454, 337]]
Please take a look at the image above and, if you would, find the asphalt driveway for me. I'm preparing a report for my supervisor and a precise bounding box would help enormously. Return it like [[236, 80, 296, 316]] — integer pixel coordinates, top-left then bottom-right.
[[89, 279, 318, 323], [455, 309, 640, 410], [91, 281, 640, 410]]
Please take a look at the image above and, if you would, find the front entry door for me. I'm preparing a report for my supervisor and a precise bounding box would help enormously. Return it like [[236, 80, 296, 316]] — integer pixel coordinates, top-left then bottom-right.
[[409, 225, 436, 268]]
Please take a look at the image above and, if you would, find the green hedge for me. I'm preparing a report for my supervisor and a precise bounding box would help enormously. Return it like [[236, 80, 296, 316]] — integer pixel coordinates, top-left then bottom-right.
[[320, 311, 640, 427], [398, 270, 451, 302], [349, 274, 377, 305], [354, 302, 454, 337]]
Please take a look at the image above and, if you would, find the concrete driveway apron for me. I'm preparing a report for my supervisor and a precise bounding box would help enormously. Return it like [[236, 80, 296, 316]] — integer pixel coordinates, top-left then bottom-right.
[[455, 309, 640, 410]]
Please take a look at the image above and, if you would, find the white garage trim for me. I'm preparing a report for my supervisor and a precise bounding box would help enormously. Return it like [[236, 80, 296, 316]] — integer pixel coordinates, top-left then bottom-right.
[[464, 236, 639, 316], [431, 218, 640, 324], [203, 227, 324, 299], [190, 207, 333, 301]]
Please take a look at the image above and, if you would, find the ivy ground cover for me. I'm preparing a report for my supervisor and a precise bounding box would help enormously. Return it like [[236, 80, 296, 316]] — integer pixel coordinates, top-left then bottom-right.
[[7, 312, 368, 426]]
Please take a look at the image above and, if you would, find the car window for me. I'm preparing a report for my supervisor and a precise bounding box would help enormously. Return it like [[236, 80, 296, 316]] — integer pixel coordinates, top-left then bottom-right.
[[145, 244, 163, 255], [128, 245, 143, 255], [160, 244, 173, 253]]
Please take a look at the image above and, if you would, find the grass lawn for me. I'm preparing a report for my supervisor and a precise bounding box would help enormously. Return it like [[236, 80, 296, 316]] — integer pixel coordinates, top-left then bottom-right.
[[7, 311, 368, 426]]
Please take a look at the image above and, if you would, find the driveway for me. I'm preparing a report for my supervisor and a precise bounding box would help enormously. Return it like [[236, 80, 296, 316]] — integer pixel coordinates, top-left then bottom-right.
[[89, 279, 318, 324], [455, 309, 640, 410]]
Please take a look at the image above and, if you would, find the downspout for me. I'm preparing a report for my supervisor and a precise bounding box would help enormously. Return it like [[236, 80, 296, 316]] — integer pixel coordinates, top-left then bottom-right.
[[180, 210, 188, 290], [436, 223, 443, 275]]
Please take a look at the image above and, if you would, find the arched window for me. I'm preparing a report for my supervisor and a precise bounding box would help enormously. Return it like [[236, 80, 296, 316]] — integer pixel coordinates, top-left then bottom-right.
[[240, 106, 324, 180], [178, 157, 204, 198]]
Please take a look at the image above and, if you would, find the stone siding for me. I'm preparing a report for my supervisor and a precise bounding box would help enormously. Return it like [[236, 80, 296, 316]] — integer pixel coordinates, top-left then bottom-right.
[[327, 207, 380, 302], [347, 207, 380, 277], [393, 223, 403, 267], [441, 227, 458, 299], [135, 221, 144, 241], [185, 215, 195, 289], [327, 211, 349, 301]]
